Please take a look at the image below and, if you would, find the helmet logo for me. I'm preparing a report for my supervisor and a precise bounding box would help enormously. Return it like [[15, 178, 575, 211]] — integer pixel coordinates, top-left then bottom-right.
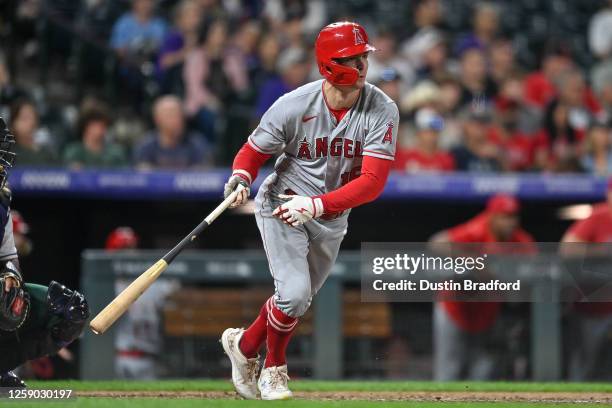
[[353, 27, 365, 45]]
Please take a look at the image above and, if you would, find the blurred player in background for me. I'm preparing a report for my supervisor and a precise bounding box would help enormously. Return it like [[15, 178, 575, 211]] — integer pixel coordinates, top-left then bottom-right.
[[106, 226, 179, 379], [561, 179, 612, 380], [0, 118, 89, 387], [429, 194, 535, 380], [221, 22, 399, 399]]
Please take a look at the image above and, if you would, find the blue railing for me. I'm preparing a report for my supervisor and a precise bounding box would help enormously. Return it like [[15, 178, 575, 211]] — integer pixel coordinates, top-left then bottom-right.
[[8, 168, 609, 202]]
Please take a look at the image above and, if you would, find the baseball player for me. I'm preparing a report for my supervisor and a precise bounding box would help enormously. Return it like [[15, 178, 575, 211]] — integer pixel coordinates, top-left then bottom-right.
[[0, 118, 89, 387], [220, 21, 399, 400], [429, 194, 536, 380], [560, 179, 612, 380], [105, 227, 180, 379]]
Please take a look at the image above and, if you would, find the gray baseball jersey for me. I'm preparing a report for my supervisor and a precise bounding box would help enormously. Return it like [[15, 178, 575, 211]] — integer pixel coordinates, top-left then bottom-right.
[[248, 79, 399, 210], [249, 79, 399, 317], [0, 212, 18, 261]]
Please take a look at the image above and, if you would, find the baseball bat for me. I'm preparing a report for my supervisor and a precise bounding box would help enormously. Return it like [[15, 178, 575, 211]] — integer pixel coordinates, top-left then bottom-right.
[[89, 184, 246, 335]]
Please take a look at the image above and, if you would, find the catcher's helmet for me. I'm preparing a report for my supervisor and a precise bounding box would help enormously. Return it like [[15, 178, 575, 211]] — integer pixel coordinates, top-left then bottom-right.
[[315, 22, 376, 86]]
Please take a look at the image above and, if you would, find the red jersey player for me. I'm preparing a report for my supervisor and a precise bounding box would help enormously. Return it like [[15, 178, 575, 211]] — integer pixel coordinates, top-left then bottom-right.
[[429, 194, 535, 380]]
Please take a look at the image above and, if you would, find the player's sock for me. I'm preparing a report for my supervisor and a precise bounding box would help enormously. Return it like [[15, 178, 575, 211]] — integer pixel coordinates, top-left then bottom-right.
[[265, 304, 298, 368], [239, 296, 274, 358]]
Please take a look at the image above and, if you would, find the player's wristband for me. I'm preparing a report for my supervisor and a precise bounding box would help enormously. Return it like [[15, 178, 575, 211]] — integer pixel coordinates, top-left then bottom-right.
[[232, 169, 253, 185], [312, 197, 324, 217]]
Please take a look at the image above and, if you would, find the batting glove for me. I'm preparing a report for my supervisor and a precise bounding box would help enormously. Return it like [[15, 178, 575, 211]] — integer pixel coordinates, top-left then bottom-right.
[[272, 194, 324, 227], [224, 173, 250, 208]]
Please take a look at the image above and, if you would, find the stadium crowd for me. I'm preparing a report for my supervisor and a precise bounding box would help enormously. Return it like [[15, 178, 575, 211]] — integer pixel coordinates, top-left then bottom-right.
[[0, 0, 611, 172]]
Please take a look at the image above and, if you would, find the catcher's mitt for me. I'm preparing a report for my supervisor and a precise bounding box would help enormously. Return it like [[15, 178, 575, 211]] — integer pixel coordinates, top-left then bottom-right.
[[0, 267, 29, 332]]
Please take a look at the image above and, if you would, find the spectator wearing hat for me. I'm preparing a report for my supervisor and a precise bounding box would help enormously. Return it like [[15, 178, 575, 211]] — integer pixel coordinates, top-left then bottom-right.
[[451, 108, 501, 172], [394, 108, 454, 172], [429, 194, 536, 380], [581, 122, 612, 176]]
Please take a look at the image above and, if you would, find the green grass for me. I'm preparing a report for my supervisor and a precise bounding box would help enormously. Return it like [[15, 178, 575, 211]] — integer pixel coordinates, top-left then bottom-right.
[[9, 401, 612, 408], [10, 380, 612, 407], [27, 379, 612, 393]]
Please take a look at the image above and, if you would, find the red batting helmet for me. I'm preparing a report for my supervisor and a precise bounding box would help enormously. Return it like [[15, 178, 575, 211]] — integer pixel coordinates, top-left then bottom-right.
[[315, 22, 376, 86], [105, 227, 139, 251]]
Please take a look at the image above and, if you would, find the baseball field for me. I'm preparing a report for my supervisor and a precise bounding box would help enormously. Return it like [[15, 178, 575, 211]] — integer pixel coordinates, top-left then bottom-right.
[[11, 380, 612, 407]]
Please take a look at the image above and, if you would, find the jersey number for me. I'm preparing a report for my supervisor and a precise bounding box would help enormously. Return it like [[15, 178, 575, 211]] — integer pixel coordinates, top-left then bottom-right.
[[340, 167, 361, 186]]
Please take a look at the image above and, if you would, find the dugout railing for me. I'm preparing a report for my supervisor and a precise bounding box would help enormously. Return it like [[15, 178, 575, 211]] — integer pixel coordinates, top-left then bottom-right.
[[80, 250, 563, 381]]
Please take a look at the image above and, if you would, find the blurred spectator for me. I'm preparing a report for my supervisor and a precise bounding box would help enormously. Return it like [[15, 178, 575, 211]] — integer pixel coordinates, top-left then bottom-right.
[[403, 28, 448, 84], [183, 19, 249, 142], [134, 95, 212, 169], [588, 0, 612, 60], [110, 0, 168, 61], [489, 37, 517, 93], [581, 121, 612, 176], [411, 0, 444, 32], [451, 109, 501, 172], [63, 107, 128, 169], [533, 70, 591, 172], [368, 30, 414, 90], [156, 0, 203, 94], [394, 108, 454, 172], [0, 53, 28, 114], [523, 51, 574, 109], [253, 32, 282, 88], [454, 2, 500, 55], [429, 194, 535, 380], [458, 47, 495, 109], [488, 73, 539, 172], [560, 179, 612, 380], [437, 76, 464, 149], [9, 100, 58, 167], [374, 68, 402, 106], [254, 47, 310, 118], [591, 59, 612, 121], [262, 0, 327, 40]]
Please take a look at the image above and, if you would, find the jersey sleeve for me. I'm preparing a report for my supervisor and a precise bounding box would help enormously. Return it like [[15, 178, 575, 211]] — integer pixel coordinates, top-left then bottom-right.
[[362, 101, 399, 161], [567, 216, 596, 241], [247, 97, 288, 155], [0, 212, 18, 262]]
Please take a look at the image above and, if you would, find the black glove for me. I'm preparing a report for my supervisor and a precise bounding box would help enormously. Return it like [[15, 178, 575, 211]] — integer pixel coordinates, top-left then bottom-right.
[[0, 267, 29, 332]]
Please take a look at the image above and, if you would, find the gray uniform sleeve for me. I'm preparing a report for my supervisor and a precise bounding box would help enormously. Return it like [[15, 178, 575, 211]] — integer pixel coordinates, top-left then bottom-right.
[[0, 212, 18, 261], [247, 98, 287, 155], [362, 102, 399, 161]]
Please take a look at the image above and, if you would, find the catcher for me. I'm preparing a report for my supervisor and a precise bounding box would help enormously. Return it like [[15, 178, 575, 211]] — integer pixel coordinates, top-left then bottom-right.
[[0, 117, 89, 387]]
